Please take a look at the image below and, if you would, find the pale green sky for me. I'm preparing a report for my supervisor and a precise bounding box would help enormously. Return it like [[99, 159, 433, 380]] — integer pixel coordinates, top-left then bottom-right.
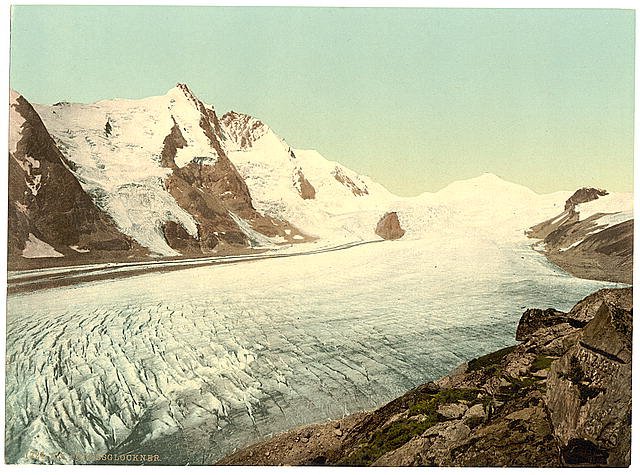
[[9, 6, 635, 195]]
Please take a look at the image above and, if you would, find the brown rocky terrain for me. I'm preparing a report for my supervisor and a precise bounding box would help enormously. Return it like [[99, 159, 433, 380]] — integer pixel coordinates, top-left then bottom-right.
[[220, 110, 269, 150], [219, 287, 632, 467], [564, 187, 609, 211], [332, 166, 369, 196], [8, 92, 139, 268], [375, 212, 405, 240], [294, 169, 316, 200], [528, 188, 632, 284]]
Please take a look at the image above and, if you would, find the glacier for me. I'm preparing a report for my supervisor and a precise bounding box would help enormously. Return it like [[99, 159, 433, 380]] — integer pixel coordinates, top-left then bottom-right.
[[5, 230, 621, 464]]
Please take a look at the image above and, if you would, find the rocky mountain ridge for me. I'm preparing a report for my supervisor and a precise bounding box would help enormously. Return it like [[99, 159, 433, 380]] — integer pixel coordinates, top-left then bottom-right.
[[219, 286, 632, 467], [8, 90, 139, 268], [8, 84, 407, 269], [8, 85, 633, 282], [528, 187, 633, 283]]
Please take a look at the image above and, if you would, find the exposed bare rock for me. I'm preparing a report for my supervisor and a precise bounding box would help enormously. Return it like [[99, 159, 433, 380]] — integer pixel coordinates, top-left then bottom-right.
[[516, 308, 571, 341], [8, 91, 135, 268], [162, 221, 202, 251], [545, 220, 633, 284], [159, 117, 187, 169], [564, 187, 608, 211], [450, 403, 560, 467], [374, 420, 472, 466], [463, 404, 486, 422], [215, 413, 368, 467], [332, 166, 369, 196], [546, 302, 632, 466], [437, 403, 468, 420], [375, 212, 405, 240], [568, 287, 633, 324], [220, 111, 268, 150], [521, 323, 581, 357], [159, 86, 310, 254], [294, 169, 316, 200]]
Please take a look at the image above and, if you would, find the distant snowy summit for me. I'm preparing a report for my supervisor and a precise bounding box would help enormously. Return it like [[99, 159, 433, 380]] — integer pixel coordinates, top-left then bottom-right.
[[7, 84, 634, 279]]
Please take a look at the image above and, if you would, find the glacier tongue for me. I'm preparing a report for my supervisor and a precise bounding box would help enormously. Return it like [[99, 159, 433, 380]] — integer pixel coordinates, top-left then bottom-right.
[[5, 235, 622, 464]]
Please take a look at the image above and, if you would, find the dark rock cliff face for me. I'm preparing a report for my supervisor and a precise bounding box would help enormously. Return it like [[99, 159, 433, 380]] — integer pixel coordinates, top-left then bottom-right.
[[375, 212, 405, 240], [515, 308, 580, 341], [8, 93, 134, 268], [546, 302, 632, 466], [527, 187, 632, 284], [219, 287, 632, 467]]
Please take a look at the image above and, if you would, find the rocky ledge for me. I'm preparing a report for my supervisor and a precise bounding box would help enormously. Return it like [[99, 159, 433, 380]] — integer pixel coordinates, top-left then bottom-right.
[[219, 287, 632, 467]]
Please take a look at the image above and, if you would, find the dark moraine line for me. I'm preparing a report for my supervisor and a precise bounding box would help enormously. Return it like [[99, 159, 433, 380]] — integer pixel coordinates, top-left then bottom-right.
[[6, 240, 382, 294]]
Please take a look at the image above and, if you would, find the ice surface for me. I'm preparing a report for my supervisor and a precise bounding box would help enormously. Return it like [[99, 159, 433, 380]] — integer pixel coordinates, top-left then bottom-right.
[[592, 213, 633, 229], [228, 211, 286, 248], [69, 245, 90, 253], [5, 233, 621, 464]]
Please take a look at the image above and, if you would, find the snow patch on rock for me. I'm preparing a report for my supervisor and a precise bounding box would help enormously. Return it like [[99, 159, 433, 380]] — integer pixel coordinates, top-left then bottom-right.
[[575, 192, 633, 229], [22, 234, 64, 258]]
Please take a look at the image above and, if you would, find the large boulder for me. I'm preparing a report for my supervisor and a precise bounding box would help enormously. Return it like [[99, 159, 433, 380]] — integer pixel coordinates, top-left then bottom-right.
[[375, 212, 405, 240]]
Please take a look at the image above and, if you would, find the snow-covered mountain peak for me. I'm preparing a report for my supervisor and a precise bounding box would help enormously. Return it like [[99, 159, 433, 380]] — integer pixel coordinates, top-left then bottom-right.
[[165, 83, 211, 114], [436, 172, 536, 200], [31, 86, 235, 255], [173, 82, 196, 99], [456, 172, 518, 187]]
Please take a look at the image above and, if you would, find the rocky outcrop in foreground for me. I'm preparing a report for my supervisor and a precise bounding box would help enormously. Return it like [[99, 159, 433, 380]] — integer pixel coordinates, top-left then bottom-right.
[[220, 287, 632, 467]]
